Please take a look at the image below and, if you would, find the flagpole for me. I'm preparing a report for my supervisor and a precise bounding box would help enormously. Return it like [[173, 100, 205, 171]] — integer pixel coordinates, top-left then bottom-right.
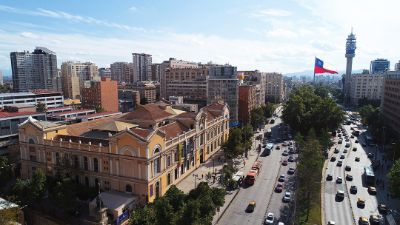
[[313, 57, 316, 85]]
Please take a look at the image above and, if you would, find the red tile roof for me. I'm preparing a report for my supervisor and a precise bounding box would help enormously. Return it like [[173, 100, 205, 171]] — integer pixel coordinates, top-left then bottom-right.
[[121, 104, 174, 122], [158, 122, 189, 140], [130, 128, 152, 139], [175, 112, 197, 119], [66, 117, 117, 136], [0, 111, 43, 119]]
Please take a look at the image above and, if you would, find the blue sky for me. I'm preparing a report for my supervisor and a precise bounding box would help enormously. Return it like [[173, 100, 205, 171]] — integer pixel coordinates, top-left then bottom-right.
[[0, 0, 399, 75]]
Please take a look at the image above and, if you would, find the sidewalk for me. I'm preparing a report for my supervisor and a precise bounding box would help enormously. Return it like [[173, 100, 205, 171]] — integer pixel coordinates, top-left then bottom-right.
[[175, 133, 263, 225]]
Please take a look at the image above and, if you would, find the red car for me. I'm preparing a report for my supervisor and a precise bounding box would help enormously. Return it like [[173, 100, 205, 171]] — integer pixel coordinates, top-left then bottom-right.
[[282, 160, 288, 166], [275, 183, 284, 193]]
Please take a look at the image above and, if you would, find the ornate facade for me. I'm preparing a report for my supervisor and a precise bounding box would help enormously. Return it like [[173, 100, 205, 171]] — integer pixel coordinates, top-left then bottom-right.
[[19, 102, 229, 203]]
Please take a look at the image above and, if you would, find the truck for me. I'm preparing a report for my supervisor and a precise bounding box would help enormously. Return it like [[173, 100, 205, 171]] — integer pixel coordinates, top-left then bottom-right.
[[245, 170, 258, 185], [245, 161, 263, 185]]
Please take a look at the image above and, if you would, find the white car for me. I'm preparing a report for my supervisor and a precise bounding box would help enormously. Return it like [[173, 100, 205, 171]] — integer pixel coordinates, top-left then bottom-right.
[[327, 221, 336, 225], [265, 213, 274, 224], [283, 191, 291, 202]]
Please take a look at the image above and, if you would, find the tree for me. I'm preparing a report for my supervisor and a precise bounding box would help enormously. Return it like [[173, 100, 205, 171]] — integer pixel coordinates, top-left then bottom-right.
[[154, 197, 176, 225], [250, 107, 265, 130], [358, 104, 379, 125], [140, 97, 148, 105], [282, 85, 344, 135], [52, 178, 78, 213], [296, 129, 323, 222], [314, 85, 329, 98], [95, 105, 104, 113], [36, 101, 47, 113], [241, 124, 254, 157], [0, 156, 12, 186], [262, 103, 276, 118], [164, 185, 185, 212], [388, 159, 400, 198], [222, 128, 243, 159], [129, 205, 156, 225]]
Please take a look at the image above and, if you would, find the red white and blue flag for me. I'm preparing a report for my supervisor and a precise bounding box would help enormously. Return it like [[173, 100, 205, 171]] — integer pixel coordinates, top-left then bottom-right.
[[314, 57, 338, 74]]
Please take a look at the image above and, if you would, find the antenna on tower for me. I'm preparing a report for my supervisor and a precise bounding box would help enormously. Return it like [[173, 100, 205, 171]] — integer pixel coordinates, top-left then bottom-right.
[[351, 27, 353, 34]]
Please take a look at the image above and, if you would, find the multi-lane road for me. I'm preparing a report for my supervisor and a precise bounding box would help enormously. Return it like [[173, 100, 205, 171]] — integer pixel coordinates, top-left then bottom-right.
[[324, 119, 382, 224], [218, 108, 298, 225]]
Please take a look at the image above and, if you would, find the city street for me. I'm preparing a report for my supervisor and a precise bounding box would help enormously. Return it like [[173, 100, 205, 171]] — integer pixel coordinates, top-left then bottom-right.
[[323, 127, 356, 225], [218, 107, 297, 225]]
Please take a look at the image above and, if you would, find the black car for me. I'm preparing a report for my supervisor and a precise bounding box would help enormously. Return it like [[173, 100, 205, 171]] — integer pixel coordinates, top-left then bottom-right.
[[355, 139, 359, 143], [355, 157, 360, 162], [334, 148, 339, 153], [368, 153, 375, 158], [350, 185, 357, 194], [340, 155, 345, 159], [337, 161, 343, 167], [326, 174, 333, 181], [346, 174, 353, 181], [345, 165, 351, 171], [330, 156, 336, 162], [288, 156, 295, 162]]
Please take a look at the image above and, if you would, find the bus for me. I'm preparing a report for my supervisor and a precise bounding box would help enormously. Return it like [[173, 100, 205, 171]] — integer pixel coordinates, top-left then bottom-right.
[[263, 143, 274, 156], [364, 166, 375, 186]]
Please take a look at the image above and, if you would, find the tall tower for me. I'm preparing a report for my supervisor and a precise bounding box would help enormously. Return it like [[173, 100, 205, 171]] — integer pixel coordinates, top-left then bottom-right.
[[344, 29, 356, 104]]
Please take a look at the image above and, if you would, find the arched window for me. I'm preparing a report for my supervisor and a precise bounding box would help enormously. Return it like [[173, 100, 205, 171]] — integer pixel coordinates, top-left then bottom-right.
[[84, 156, 88, 170], [55, 152, 60, 165], [126, 184, 132, 193], [154, 157, 160, 175], [93, 158, 99, 172], [73, 155, 79, 169]]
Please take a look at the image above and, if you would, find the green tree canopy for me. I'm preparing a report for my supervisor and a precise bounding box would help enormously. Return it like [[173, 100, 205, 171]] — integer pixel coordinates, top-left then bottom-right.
[[282, 85, 344, 135], [388, 159, 400, 198], [222, 128, 243, 159], [36, 101, 47, 113], [250, 107, 265, 130]]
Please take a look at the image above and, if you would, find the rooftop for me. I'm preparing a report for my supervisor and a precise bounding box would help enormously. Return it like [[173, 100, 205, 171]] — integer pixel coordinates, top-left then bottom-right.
[[51, 109, 96, 117], [159, 122, 189, 140], [0, 111, 43, 119], [77, 111, 121, 119], [121, 103, 174, 122]]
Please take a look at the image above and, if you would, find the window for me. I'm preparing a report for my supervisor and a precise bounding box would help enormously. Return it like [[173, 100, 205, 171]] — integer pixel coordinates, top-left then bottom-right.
[[73, 155, 79, 169], [154, 157, 161, 175], [55, 152, 60, 165], [167, 173, 171, 185], [150, 184, 153, 197], [75, 175, 80, 184], [85, 176, 89, 187], [93, 158, 99, 172], [84, 156, 88, 170], [167, 155, 171, 167], [126, 184, 132, 193]]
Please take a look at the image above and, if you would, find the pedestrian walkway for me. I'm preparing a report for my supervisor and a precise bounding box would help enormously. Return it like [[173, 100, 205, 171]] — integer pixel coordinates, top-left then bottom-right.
[[175, 132, 263, 224]]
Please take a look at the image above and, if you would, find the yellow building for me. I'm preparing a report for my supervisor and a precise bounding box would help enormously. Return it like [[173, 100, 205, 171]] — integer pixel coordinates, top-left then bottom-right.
[[19, 102, 229, 203]]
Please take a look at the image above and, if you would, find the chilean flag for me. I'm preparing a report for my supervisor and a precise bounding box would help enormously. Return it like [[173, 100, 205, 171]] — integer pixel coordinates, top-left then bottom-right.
[[314, 57, 338, 74]]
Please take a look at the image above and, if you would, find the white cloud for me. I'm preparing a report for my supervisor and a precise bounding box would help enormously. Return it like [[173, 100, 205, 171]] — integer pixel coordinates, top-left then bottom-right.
[[0, 4, 144, 32], [266, 28, 297, 38], [251, 9, 292, 17], [129, 6, 137, 11], [20, 32, 39, 39]]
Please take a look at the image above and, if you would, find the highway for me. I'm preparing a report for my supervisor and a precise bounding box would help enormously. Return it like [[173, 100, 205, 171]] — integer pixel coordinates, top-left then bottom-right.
[[323, 129, 354, 225], [324, 119, 382, 224], [218, 107, 297, 225]]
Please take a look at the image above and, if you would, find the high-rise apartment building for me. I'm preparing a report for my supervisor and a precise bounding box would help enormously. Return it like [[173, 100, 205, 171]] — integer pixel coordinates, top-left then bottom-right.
[[394, 61, 400, 71], [10, 47, 58, 92], [165, 65, 208, 105], [239, 70, 266, 106], [61, 61, 99, 99], [370, 59, 390, 74], [382, 71, 400, 135], [0, 70, 3, 85], [160, 58, 199, 99], [207, 64, 239, 123], [348, 73, 384, 106], [151, 64, 161, 81], [81, 77, 118, 112], [110, 62, 134, 84], [125, 81, 157, 104], [99, 68, 111, 78], [265, 73, 284, 103], [132, 53, 152, 82], [238, 84, 256, 125]]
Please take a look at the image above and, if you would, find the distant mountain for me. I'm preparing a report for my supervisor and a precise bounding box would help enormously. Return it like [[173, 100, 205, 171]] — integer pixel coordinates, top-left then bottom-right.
[[284, 69, 363, 77]]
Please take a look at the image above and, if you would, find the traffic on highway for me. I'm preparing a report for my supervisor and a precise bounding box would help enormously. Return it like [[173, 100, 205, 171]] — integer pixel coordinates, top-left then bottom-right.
[[324, 111, 388, 225]]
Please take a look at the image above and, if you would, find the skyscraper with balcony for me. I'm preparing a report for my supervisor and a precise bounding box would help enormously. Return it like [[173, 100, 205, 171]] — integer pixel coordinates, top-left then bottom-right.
[[370, 59, 390, 74], [61, 61, 99, 99], [10, 47, 58, 92], [110, 62, 133, 84], [132, 53, 152, 82]]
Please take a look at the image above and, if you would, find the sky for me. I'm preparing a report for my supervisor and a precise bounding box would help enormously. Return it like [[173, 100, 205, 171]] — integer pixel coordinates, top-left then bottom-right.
[[0, 0, 399, 76]]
